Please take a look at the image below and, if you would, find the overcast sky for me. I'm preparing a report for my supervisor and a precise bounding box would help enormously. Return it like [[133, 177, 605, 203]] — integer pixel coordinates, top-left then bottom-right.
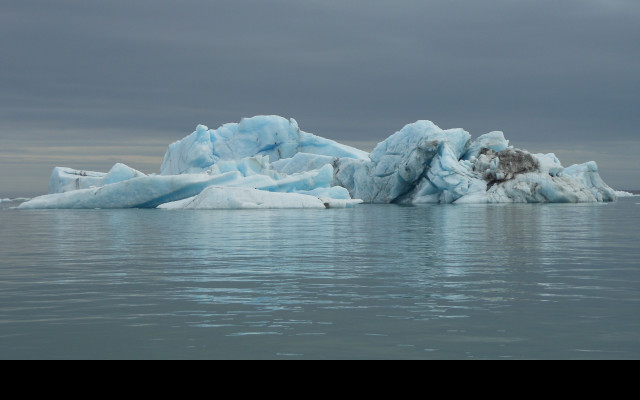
[[1, 0, 639, 196]]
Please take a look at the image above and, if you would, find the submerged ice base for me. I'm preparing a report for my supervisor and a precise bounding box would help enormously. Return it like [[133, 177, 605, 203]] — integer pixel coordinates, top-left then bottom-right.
[[20, 115, 618, 209]]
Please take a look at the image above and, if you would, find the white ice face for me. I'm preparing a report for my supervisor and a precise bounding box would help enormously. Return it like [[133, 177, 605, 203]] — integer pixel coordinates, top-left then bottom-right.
[[158, 186, 328, 210], [49, 163, 146, 194], [19, 115, 618, 209], [157, 186, 361, 210]]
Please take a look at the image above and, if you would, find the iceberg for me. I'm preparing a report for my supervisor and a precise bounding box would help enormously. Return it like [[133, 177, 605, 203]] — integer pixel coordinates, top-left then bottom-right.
[[49, 167, 106, 194], [19, 164, 345, 210], [49, 163, 146, 194], [157, 186, 360, 209], [160, 115, 369, 175], [19, 115, 618, 209], [21, 172, 243, 209], [615, 190, 636, 198], [2, 197, 30, 202], [334, 121, 473, 203], [335, 121, 617, 204], [158, 186, 327, 209], [159, 187, 361, 210]]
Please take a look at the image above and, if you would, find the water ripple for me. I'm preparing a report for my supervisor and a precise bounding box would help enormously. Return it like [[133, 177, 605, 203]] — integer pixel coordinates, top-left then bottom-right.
[[1, 200, 639, 358]]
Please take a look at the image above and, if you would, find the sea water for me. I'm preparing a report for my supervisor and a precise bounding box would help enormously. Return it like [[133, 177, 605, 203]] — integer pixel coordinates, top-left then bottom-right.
[[1, 198, 639, 359]]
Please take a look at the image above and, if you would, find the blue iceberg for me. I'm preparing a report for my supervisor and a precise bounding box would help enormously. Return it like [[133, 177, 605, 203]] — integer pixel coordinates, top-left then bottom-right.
[[19, 115, 617, 209], [160, 115, 369, 175]]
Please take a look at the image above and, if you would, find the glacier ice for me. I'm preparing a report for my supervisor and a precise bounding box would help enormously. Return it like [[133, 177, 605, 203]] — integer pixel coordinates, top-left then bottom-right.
[[49, 167, 106, 194], [1, 198, 30, 203], [461, 131, 509, 161], [19, 164, 345, 210], [271, 153, 338, 175], [21, 173, 243, 209], [158, 186, 327, 209], [615, 190, 636, 198], [334, 120, 473, 203], [158, 186, 361, 209], [19, 115, 619, 209], [49, 163, 146, 194], [160, 115, 368, 175], [334, 121, 617, 204]]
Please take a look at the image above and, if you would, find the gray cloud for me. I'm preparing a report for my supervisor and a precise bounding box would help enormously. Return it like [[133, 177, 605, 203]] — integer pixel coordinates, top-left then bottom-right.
[[1, 0, 639, 195]]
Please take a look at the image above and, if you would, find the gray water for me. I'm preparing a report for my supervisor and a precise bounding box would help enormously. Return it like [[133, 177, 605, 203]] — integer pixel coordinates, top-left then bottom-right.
[[1, 199, 639, 359]]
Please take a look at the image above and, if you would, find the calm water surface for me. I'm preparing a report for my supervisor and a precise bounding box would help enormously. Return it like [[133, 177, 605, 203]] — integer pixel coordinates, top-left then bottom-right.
[[1, 199, 639, 359]]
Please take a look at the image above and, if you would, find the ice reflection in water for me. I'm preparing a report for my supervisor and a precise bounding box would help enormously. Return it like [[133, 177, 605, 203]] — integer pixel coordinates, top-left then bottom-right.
[[0, 199, 638, 359]]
